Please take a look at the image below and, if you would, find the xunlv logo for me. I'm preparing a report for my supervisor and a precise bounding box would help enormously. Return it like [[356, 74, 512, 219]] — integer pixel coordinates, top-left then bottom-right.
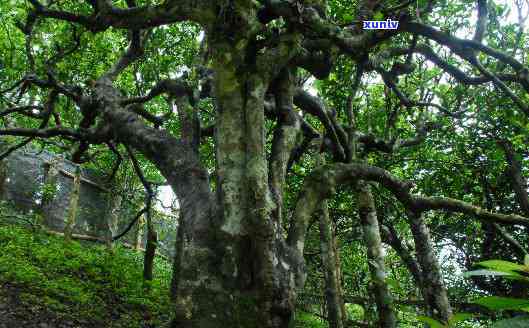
[[363, 19, 399, 30]]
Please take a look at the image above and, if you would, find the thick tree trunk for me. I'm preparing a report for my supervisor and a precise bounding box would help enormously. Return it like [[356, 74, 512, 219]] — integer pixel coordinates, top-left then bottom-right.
[[319, 200, 344, 328], [92, 25, 302, 326], [408, 211, 452, 322], [195, 46, 298, 326], [167, 54, 301, 327], [356, 181, 397, 328]]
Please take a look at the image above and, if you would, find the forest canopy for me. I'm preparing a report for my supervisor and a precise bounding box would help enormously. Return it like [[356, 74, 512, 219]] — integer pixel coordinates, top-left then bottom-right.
[[1, 0, 529, 327]]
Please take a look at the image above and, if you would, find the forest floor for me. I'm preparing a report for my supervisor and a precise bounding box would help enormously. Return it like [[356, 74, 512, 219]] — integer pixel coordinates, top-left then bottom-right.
[[0, 211, 173, 328], [0, 282, 88, 328]]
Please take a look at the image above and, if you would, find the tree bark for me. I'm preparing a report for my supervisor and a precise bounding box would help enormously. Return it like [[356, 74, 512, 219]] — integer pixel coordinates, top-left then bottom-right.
[[319, 199, 344, 328], [381, 223, 423, 288], [408, 211, 452, 322], [269, 68, 301, 225], [331, 225, 348, 325], [356, 181, 397, 328], [170, 211, 184, 302], [143, 207, 157, 282]]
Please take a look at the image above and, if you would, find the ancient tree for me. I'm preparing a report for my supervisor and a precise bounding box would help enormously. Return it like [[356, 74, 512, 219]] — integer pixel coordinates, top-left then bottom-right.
[[1, 0, 529, 327]]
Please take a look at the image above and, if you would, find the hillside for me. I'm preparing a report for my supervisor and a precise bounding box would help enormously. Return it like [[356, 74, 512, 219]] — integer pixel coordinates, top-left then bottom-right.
[[0, 204, 173, 328]]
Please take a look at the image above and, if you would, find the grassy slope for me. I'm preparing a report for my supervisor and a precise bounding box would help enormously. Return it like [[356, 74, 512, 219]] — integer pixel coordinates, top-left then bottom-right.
[[0, 221, 173, 328]]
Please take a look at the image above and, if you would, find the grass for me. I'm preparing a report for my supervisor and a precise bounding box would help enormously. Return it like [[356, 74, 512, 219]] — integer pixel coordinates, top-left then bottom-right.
[[293, 311, 326, 328], [0, 203, 327, 327], [0, 216, 173, 327]]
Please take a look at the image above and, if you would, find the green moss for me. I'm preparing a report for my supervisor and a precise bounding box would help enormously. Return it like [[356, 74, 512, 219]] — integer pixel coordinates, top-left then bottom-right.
[[293, 311, 326, 328], [0, 215, 173, 327], [213, 59, 240, 97]]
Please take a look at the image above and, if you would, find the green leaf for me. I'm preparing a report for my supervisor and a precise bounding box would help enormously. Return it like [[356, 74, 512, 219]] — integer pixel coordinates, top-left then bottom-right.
[[463, 269, 512, 278], [473, 296, 529, 311], [342, 13, 354, 23], [373, 11, 384, 21], [478, 260, 527, 273], [385, 278, 400, 290], [417, 316, 446, 328], [492, 316, 529, 328]]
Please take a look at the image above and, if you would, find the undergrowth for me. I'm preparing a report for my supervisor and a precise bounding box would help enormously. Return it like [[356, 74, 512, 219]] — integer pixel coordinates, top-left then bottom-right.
[[0, 209, 173, 327]]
